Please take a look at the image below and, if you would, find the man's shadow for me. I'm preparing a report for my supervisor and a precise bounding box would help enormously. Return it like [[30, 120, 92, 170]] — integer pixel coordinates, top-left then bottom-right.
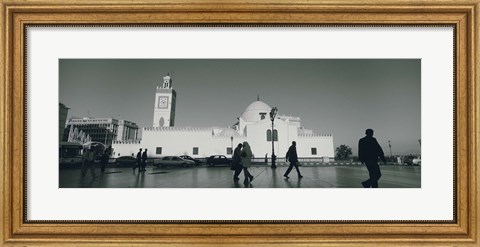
[[233, 180, 254, 188], [285, 178, 302, 188], [134, 172, 146, 188]]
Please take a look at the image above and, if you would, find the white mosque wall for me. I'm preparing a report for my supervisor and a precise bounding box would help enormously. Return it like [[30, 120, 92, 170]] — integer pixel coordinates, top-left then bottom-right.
[[113, 127, 243, 158], [296, 135, 335, 158], [141, 127, 228, 157], [111, 141, 142, 157], [244, 118, 334, 158], [112, 123, 334, 159], [112, 137, 334, 160], [244, 120, 334, 158]]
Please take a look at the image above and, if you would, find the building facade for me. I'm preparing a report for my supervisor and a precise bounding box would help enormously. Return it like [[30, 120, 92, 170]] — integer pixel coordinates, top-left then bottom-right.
[[59, 103, 70, 142], [67, 117, 139, 145], [117, 120, 139, 141], [112, 75, 334, 160]]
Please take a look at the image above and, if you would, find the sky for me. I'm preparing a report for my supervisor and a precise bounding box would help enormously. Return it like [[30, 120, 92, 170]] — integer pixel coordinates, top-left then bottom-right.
[[59, 59, 421, 155]]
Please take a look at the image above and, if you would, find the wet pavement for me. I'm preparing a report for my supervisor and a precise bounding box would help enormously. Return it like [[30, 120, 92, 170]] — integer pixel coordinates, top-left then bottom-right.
[[59, 164, 421, 188]]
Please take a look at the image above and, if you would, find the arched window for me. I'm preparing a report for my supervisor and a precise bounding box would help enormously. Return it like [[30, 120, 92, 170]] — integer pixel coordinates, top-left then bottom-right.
[[266, 129, 278, 141]]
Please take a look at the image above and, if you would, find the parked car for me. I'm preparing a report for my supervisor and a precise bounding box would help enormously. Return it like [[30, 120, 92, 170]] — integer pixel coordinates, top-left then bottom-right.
[[206, 155, 232, 166], [114, 156, 137, 166], [403, 155, 417, 165], [153, 156, 195, 168], [412, 157, 421, 165], [179, 155, 202, 165]]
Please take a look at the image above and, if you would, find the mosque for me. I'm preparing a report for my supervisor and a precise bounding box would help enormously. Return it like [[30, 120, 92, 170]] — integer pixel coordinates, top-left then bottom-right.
[[112, 75, 334, 160]]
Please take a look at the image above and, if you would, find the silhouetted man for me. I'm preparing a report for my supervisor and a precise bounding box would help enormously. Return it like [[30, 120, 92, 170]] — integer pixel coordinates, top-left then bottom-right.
[[358, 129, 386, 188], [100, 149, 109, 173], [133, 148, 142, 173], [141, 149, 148, 172], [232, 143, 243, 181], [284, 141, 303, 179]]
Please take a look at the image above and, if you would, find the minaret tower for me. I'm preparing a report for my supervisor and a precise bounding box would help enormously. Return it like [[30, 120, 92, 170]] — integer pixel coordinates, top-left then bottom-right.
[[152, 73, 176, 127]]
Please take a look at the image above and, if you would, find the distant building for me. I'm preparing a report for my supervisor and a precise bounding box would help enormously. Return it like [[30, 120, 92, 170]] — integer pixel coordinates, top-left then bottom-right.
[[59, 103, 70, 142], [113, 74, 334, 160], [66, 117, 139, 146], [117, 120, 139, 141]]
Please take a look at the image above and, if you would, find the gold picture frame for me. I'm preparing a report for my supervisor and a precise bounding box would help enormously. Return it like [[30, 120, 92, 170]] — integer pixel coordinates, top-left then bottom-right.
[[1, 0, 479, 246]]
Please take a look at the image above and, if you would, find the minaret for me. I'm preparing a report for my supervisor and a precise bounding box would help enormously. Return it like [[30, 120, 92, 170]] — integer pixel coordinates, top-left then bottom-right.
[[152, 73, 176, 127]]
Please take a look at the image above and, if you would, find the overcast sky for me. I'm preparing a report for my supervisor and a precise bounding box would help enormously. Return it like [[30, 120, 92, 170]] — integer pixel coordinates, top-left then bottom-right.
[[59, 59, 421, 155]]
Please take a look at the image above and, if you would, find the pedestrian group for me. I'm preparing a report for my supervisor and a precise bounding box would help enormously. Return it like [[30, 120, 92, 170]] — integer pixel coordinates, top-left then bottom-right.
[[229, 128, 387, 188], [132, 148, 148, 173], [232, 142, 255, 184]]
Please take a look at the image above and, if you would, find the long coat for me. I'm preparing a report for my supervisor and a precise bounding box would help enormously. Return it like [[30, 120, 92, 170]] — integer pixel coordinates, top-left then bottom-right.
[[358, 136, 386, 163], [241, 143, 252, 168], [285, 145, 298, 163], [233, 146, 243, 165]]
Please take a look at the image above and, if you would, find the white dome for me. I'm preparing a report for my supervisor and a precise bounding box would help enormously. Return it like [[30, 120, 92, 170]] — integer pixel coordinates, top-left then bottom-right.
[[218, 127, 240, 137], [240, 101, 272, 122]]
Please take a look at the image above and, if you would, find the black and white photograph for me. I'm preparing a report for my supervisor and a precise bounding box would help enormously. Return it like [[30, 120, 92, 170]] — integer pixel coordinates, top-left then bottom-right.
[[4, 1, 476, 244], [59, 59, 421, 188]]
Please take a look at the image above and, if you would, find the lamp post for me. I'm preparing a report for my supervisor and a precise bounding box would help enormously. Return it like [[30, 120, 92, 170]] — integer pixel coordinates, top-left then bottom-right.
[[230, 136, 233, 156], [388, 140, 392, 160], [269, 107, 278, 168]]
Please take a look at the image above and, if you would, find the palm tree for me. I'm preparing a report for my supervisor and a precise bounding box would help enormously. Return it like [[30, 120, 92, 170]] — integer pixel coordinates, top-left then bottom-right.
[[335, 145, 353, 160]]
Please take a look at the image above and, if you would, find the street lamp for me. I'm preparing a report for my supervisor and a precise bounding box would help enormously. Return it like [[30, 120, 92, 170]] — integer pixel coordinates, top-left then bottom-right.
[[269, 107, 278, 168], [388, 140, 392, 159]]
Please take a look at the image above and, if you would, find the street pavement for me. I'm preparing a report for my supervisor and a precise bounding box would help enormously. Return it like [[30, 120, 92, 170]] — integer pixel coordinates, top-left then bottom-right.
[[59, 164, 421, 188]]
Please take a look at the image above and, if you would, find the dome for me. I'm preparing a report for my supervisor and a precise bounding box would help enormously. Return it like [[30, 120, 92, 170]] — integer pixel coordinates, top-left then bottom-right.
[[218, 127, 240, 137], [240, 101, 272, 122]]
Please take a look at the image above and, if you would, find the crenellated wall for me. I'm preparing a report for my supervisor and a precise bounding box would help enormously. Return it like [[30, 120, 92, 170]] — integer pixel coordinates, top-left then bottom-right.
[[111, 141, 142, 157], [113, 127, 244, 158], [297, 135, 335, 158]]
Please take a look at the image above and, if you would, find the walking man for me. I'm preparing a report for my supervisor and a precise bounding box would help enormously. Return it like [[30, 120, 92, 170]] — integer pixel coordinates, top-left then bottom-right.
[[141, 148, 148, 172], [358, 128, 387, 188], [232, 143, 243, 181], [284, 141, 303, 179], [81, 146, 97, 179], [133, 148, 142, 173]]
